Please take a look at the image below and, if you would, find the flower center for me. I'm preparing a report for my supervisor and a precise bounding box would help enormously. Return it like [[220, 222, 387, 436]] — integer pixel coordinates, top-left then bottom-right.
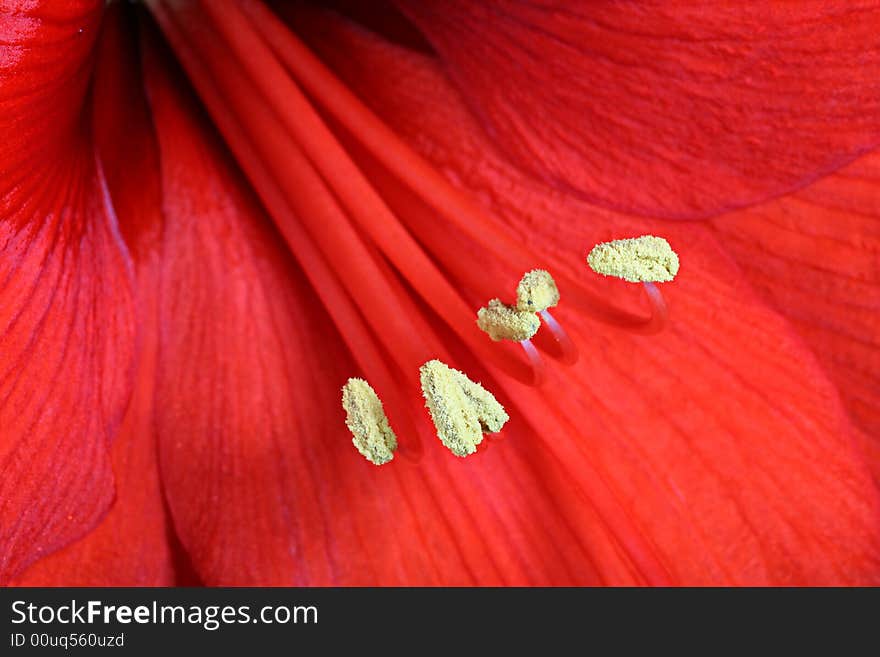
[[146, 0, 679, 463]]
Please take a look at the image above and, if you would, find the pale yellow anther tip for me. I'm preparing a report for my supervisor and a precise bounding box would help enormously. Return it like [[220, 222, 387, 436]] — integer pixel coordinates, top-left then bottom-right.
[[587, 235, 679, 283], [477, 299, 540, 342], [516, 269, 560, 312], [341, 378, 398, 465], [419, 359, 509, 458]]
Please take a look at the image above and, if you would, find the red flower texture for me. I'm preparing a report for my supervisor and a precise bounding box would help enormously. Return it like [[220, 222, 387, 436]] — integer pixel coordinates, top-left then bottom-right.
[[2, 0, 879, 586]]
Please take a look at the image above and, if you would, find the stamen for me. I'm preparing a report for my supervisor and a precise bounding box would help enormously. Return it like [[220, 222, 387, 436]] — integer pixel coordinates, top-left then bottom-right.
[[342, 378, 398, 465], [419, 359, 509, 457], [476, 299, 540, 342], [516, 269, 560, 312], [587, 235, 679, 283], [586, 235, 678, 335]]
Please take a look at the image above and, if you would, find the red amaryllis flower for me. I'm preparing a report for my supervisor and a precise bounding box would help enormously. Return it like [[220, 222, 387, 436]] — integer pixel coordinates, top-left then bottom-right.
[[2, 0, 879, 586]]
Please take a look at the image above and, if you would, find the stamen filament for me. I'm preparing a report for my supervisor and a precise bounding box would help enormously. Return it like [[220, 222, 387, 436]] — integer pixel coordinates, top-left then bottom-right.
[[198, 0, 539, 385], [238, 0, 674, 337], [519, 339, 545, 387], [639, 282, 669, 335], [144, 1, 432, 460], [152, 1, 430, 368], [239, 0, 532, 269], [538, 310, 579, 364]]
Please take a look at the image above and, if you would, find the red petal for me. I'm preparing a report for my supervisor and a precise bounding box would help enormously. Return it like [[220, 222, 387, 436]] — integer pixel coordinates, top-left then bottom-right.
[[265, 7, 880, 583], [11, 3, 175, 586], [711, 152, 880, 467], [0, 0, 136, 582], [391, 0, 880, 219]]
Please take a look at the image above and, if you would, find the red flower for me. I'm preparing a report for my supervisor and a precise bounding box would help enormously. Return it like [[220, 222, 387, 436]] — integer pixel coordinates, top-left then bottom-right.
[[2, 0, 879, 585]]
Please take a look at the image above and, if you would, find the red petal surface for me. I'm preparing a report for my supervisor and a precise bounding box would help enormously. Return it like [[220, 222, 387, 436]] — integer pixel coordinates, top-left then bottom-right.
[[12, 4, 174, 586], [263, 6, 880, 583], [393, 0, 880, 219], [711, 154, 880, 454], [0, 0, 135, 582]]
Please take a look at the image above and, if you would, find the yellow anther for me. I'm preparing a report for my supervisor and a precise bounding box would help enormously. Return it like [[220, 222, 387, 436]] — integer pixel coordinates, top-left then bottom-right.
[[516, 269, 560, 312], [587, 235, 679, 283], [477, 299, 540, 342], [341, 378, 398, 465], [419, 359, 509, 457]]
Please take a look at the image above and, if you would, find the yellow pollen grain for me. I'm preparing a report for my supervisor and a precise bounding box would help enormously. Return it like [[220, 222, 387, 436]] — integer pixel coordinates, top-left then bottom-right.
[[341, 378, 398, 466], [477, 299, 540, 342], [587, 235, 679, 283], [516, 269, 560, 312], [419, 359, 509, 458]]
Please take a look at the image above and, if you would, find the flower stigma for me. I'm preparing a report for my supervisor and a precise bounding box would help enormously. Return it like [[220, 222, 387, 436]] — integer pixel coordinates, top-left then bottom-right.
[[341, 378, 398, 465], [419, 360, 510, 457], [587, 235, 679, 283]]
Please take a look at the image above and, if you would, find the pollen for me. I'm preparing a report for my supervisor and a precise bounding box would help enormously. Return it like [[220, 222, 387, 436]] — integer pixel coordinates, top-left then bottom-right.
[[341, 378, 398, 465], [516, 269, 560, 312], [587, 235, 679, 283], [477, 299, 541, 342], [419, 359, 509, 457]]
